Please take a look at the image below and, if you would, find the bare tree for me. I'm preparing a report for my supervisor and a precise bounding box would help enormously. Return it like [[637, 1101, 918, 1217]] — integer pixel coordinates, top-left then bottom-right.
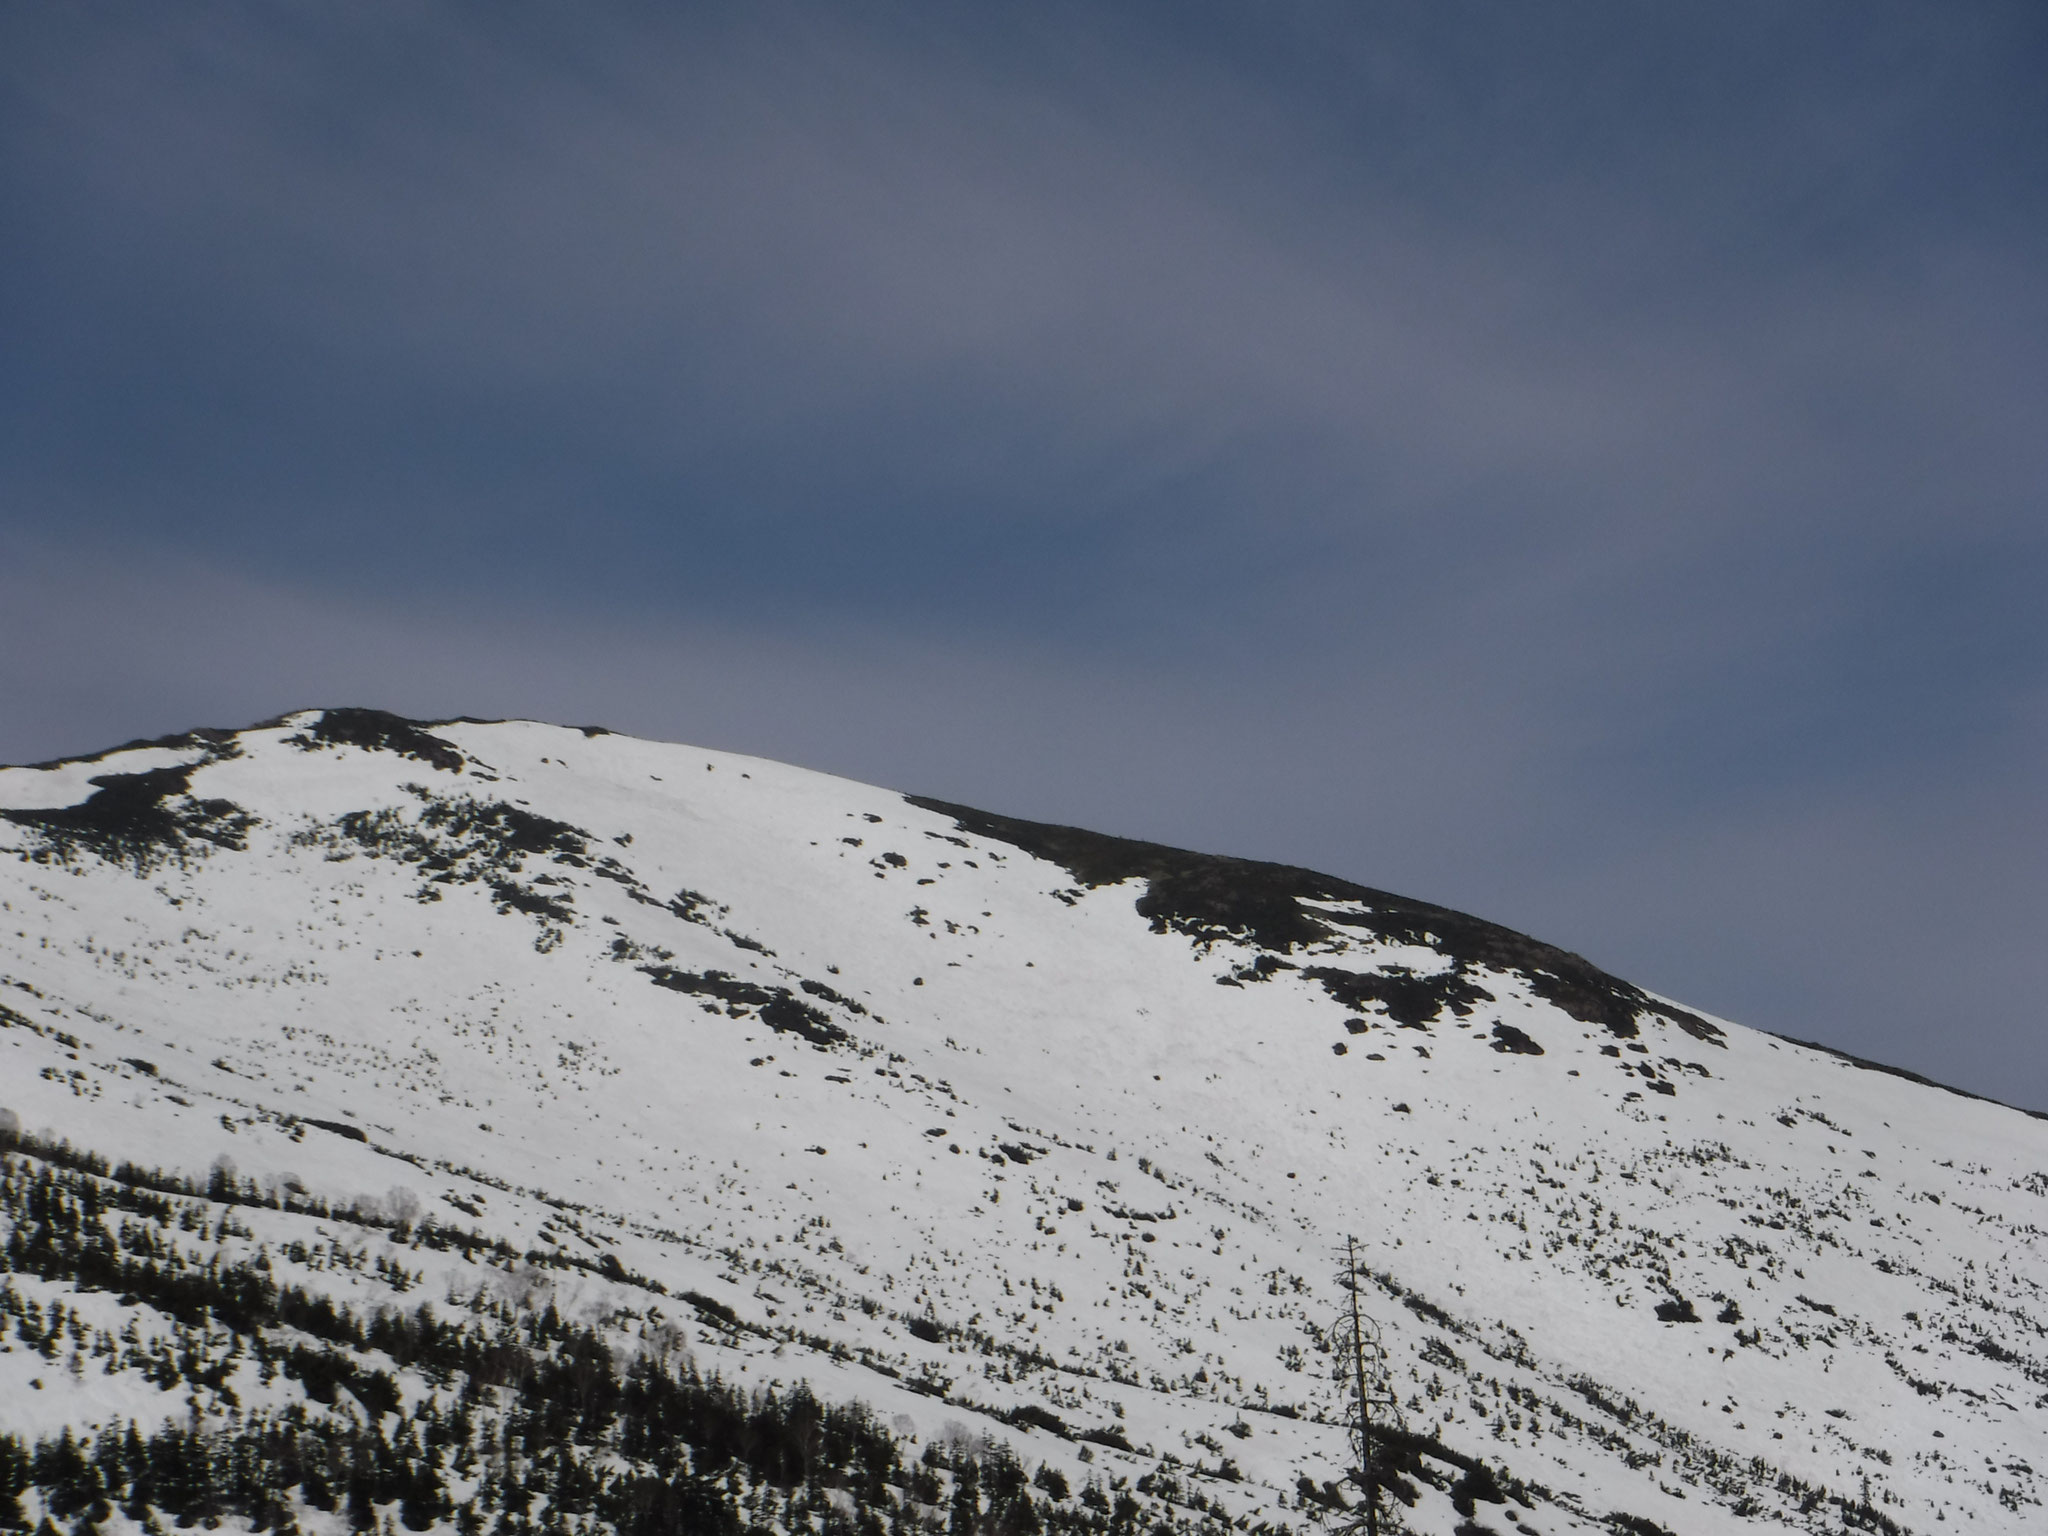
[[1313, 1237, 1405, 1536]]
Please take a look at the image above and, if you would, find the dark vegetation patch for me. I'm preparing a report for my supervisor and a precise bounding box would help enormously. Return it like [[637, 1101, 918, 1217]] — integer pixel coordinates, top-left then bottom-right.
[[303, 1119, 368, 1144], [3, 764, 254, 871], [0, 1149, 867, 1532], [1, 1132, 1188, 1536], [1418, 1338, 1466, 1373], [680, 1290, 739, 1328], [336, 798, 587, 867], [667, 888, 726, 924], [488, 878, 574, 924], [798, 978, 870, 1017], [1387, 1286, 1456, 1333], [289, 708, 465, 773], [641, 968, 850, 1048], [1003, 1403, 1071, 1438], [1337, 1422, 1521, 1519], [1968, 1333, 2018, 1365], [0, 1004, 77, 1046], [312, 795, 592, 937], [1077, 1425, 1135, 1453], [1304, 966, 1493, 1027], [1606, 1516, 1678, 1536], [908, 796, 1719, 1043], [1568, 1378, 1642, 1426]]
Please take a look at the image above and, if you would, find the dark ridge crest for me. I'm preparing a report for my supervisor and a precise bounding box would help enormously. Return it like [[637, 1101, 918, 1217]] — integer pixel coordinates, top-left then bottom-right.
[[292, 708, 466, 772], [1769, 1033, 2047, 1122], [905, 794, 1720, 1043], [8, 725, 240, 773]]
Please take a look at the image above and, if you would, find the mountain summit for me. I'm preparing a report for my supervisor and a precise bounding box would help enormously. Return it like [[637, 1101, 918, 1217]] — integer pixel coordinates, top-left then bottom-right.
[[3, 710, 2042, 1536]]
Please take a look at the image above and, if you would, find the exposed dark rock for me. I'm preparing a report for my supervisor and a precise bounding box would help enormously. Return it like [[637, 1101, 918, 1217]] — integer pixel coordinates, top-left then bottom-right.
[[1489, 1023, 1544, 1056], [1304, 965, 1494, 1028]]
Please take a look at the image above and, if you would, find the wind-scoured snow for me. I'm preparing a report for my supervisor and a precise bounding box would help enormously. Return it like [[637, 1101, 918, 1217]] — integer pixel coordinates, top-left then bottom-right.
[[3, 709, 2044, 1536]]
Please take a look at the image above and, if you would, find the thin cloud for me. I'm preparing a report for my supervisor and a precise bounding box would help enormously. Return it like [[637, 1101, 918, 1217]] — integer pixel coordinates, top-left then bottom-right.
[[0, 2, 2043, 1102]]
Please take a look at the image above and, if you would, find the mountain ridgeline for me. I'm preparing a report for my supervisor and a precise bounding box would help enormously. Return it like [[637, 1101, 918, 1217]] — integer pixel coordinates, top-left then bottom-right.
[[2, 709, 2044, 1536]]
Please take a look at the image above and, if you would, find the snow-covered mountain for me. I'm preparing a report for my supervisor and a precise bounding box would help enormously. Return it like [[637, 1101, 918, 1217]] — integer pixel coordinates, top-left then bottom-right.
[[3, 709, 2043, 1536]]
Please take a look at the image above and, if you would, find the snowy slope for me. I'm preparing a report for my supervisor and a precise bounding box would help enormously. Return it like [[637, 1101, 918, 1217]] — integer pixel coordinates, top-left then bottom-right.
[[3, 709, 2045, 1536]]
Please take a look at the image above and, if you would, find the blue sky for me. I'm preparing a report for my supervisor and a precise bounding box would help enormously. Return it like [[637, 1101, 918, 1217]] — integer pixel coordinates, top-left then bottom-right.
[[3, 2, 2044, 1103]]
